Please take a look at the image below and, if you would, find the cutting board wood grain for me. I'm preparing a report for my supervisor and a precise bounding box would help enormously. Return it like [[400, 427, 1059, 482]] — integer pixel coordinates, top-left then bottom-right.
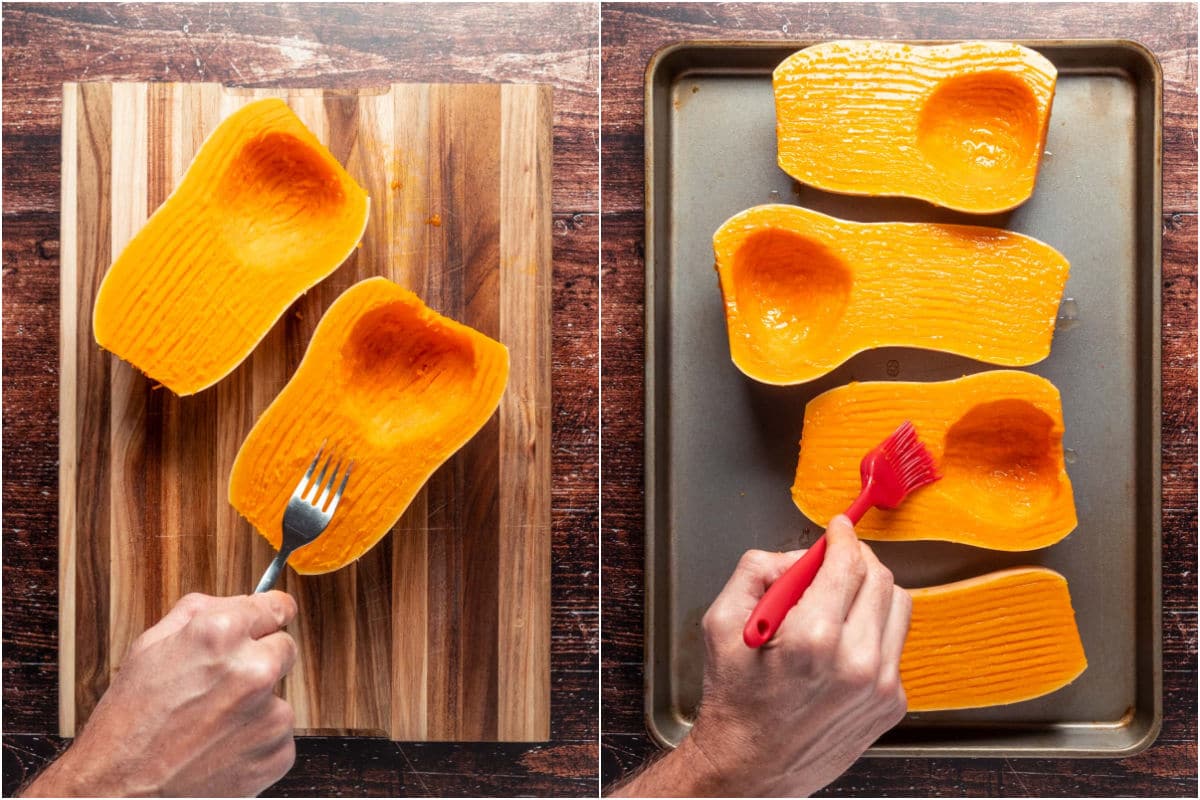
[[59, 82, 552, 742]]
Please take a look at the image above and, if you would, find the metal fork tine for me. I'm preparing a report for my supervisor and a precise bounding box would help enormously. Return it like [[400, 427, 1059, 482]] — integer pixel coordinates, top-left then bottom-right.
[[293, 439, 327, 496], [326, 461, 354, 515], [307, 451, 335, 502], [316, 455, 340, 506], [314, 460, 333, 510], [316, 460, 345, 510], [257, 442, 352, 593]]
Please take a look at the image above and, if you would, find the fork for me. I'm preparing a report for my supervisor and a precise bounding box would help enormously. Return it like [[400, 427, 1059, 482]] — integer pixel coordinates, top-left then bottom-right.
[[253, 442, 353, 594]]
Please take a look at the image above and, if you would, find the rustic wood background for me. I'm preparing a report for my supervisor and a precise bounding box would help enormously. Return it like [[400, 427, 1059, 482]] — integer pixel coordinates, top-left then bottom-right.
[[4, 3, 597, 796], [600, 2, 1197, 796]]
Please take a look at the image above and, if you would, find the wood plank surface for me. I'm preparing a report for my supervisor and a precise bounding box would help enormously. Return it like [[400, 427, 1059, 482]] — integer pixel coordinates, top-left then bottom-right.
[[600, 3, 1197, 797], [58, 81, 553, 742], [498, 83, 554, 742]]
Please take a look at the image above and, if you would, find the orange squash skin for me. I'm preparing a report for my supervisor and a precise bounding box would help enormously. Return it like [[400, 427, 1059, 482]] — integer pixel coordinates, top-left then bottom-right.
[[714, 205, 1070, 385], [902, 567, 1088, 711], [93, 98, 370, 395], [228, 277, 509, 574], [793, 371, 1077, 551], [774, 41, 1057, 213]]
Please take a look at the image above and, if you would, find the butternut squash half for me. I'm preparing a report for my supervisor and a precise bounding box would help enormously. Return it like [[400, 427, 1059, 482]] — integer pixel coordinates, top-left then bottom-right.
[[793, 371, 1076, 550], [902, 567, 1087, 711], [228, 277, 509, 574], [93, 98, 370, 395], [774, 41, 1057, 213], [714, 205, 1069, 385]]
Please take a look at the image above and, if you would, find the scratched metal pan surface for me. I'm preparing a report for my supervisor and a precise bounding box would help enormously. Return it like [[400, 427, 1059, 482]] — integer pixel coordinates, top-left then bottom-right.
[[643, 41, 1162, 758]]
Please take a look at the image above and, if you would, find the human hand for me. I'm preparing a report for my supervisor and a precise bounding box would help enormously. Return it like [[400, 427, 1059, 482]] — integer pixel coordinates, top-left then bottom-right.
[[615, 515, 910, 797], [25, 592, 299, 797]]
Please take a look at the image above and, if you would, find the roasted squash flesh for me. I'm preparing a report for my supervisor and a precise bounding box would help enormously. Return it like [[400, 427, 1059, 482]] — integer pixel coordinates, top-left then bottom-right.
[[902, 567, 1088, 711], [792, 371, 1076, 550], [774, 41, 1057, 213], [93, 98, 370, 395], [714, 205, 1070, 385], [228, 277, 509, 574]]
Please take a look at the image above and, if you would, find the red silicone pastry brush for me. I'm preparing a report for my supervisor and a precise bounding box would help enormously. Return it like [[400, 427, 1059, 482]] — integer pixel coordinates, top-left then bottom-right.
[[743, 421, 941, 649]]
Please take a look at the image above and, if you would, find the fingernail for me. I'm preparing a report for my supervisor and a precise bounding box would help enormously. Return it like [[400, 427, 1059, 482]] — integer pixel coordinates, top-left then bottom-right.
[[267, 595, 284, 621], [276, 592, 297, 622]]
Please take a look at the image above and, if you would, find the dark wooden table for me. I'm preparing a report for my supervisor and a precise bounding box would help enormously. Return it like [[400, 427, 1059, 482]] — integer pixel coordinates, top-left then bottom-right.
[[2, 3, 598, 796], [600, 3, 1197, 796]]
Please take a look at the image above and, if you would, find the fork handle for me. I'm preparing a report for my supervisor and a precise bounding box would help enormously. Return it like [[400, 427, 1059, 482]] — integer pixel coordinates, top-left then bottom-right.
[[254, 550, 290, 594]]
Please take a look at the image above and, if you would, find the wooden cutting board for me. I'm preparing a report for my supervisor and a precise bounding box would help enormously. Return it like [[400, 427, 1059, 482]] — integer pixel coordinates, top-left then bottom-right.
[[58, 82, 551, 741]]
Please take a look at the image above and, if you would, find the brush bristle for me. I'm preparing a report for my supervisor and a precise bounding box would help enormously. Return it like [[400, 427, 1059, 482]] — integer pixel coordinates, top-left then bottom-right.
[[880, 421, 941, 491]]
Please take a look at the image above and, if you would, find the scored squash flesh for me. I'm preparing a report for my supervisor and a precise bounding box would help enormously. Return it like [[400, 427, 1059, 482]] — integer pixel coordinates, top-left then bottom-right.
[[714, 205, 1069, 385], [228, 277, 509, 574], [774, 40, 1057, 213], [793, 371, 1076, 550], [902, 567, 1087, 711], [93, 98, 370, 395]]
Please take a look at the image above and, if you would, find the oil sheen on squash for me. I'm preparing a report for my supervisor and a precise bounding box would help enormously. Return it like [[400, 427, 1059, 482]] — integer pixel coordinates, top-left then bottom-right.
[[93, 98, 370, 395], [228, 277, 509, 574], [793, 371, 1076, 550], [902, 567, 1087, 711], [714, 205, 1069, 385], [774, 41, 1057, 213]]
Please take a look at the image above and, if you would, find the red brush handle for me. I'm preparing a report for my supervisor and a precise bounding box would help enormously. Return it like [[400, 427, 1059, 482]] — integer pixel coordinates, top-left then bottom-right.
[[742, 536, 828, 648], [843, 485, 874, 525], [742, 484, 874, 649]]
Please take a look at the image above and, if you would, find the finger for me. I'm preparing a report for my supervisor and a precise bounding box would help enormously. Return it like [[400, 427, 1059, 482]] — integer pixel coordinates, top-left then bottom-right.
[[240, 591, 299, 640], [260, 736, 297, 791], [248, 630, 299, 681], [842, 542, 895, 648], [880, 586, 913, 670], [789, 515, 867, 625], [867, 586, 913, 726], [234, 699, 295, 790], [702, 549, 806, 640], [135, 592, 214, 650], [244, 697, 296, 754], [720, 549, 806, 604]]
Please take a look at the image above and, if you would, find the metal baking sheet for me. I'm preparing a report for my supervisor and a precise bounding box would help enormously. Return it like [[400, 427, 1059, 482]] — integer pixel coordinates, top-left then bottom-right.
[[644, 41, 1161, 757]]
